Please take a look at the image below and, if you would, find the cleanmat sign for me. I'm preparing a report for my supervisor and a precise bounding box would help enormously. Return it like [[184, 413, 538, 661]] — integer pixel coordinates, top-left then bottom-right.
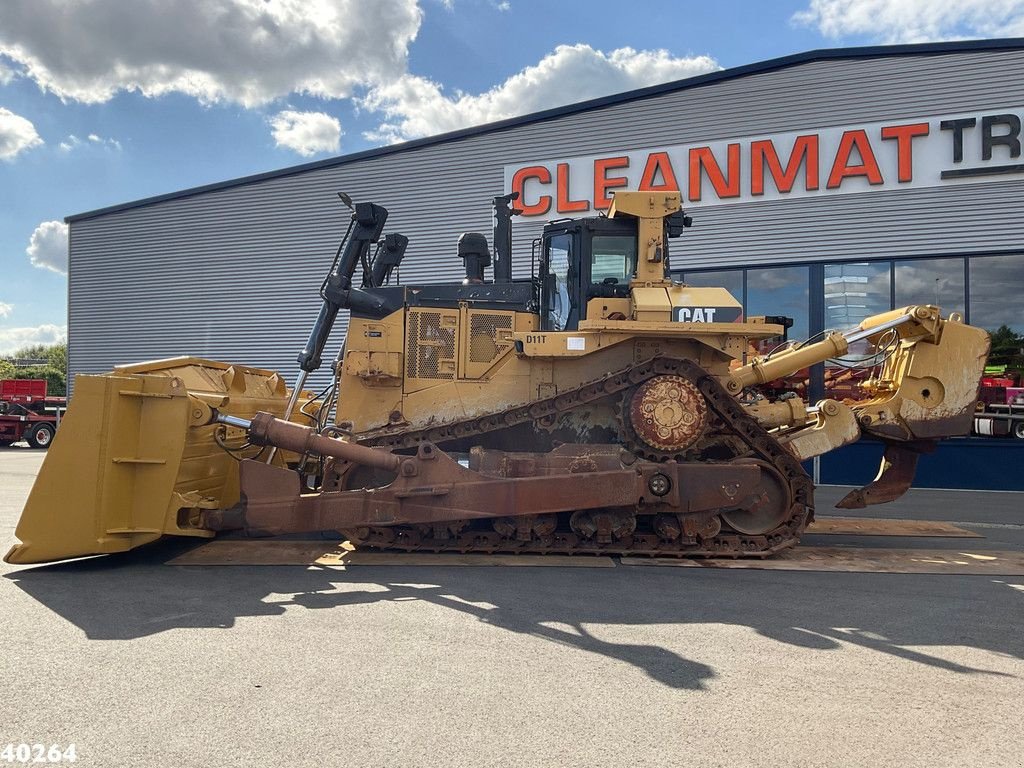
[[503, 109, 1023, 217]]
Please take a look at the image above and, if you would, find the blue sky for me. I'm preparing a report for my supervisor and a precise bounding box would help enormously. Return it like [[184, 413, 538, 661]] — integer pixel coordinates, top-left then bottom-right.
[[1, 0, 1022, 353]]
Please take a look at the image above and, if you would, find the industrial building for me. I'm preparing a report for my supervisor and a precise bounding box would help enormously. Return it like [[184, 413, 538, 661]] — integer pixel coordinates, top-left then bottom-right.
[[66, 38, 1024, 490]]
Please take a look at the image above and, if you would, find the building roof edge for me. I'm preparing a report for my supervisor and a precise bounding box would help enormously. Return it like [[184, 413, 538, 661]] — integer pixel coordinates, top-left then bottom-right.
[[66, 37, 1024, 224]]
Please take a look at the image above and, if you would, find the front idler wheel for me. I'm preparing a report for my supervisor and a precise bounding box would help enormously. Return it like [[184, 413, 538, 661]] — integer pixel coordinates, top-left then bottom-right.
[[720, 459, 793, 535]]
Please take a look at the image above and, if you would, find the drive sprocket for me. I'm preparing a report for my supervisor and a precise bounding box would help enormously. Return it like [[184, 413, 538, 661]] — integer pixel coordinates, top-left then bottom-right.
[[625, 374, 708, 455]]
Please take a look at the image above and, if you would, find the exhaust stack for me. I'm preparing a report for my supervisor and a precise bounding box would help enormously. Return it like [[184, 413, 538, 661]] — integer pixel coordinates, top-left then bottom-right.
[[491, 191, 520, 283]]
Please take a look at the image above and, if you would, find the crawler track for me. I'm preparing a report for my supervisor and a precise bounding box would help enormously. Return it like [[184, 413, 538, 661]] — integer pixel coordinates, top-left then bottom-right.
[[346, 358, 814, 558]]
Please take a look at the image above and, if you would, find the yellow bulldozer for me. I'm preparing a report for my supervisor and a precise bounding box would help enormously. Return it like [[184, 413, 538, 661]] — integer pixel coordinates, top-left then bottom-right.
[[5, 191, 991, 565]]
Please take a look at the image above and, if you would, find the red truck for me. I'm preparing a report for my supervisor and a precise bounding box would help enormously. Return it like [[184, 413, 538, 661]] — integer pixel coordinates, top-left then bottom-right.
[[0, 379, 66, 449], [973, 368, 1024, 440]]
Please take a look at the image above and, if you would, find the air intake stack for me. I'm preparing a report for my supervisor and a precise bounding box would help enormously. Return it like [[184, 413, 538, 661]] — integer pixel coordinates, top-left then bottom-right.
[[458, 232, 491, 284]]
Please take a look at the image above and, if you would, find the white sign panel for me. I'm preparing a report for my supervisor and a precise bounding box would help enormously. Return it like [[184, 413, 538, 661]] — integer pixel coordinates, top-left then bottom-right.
[[502, 108, 1024, 217]]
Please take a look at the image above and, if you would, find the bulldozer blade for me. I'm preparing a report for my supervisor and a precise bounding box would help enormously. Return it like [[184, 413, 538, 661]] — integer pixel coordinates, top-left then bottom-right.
[[4, 358, 291, 565], [835, 441, 935, 509]]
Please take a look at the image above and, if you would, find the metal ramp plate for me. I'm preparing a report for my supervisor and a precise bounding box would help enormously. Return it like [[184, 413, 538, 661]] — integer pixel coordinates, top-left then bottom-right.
[[168, 540, 616, 567], [165, 517, 1010, 573], [806, 516, 981, 537], [620, 547, 1024, 575]]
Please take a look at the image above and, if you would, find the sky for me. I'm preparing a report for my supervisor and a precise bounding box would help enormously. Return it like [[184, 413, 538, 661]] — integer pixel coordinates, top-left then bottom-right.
[[1, 0, 1023, 354]]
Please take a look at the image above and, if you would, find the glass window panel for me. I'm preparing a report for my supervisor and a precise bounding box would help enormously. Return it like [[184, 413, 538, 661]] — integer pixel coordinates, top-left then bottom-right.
[[969, 254, 1024, 441], [746, 266, 809, 343], [739, 266, 810, 399], [545, 234, 571, 331], [895, 257, 966, 317], [681, 269, 743, 306], [969, 254, 1024, 335], [591, 235, 637, 284], [823, 262, 892, 401], [824, 262, 891, 330]]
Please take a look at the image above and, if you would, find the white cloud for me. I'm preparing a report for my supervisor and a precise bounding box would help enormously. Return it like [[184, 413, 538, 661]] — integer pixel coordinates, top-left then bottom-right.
[[0, 106, 42, 160], [0, 0, 422, 107], [793, 0, 1024, 43], [27, 220, 68, 275], [0, 324, 66, 355], [0, 60, 14, 84], [360, 44, 720, 143], [269, 110, 342, 156], [0, 302, 12, 318], [59, 133, 121, 152]]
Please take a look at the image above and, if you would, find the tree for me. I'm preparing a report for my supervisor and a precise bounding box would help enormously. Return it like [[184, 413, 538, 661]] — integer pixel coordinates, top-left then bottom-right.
[[987, 325, 1024, 370], [45, 342, 66, 373], [9, 343, 50, 361]]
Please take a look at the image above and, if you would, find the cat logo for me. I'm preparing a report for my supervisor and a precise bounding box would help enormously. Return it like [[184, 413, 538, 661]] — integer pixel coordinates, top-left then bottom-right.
[[673, 306, 742, 323]]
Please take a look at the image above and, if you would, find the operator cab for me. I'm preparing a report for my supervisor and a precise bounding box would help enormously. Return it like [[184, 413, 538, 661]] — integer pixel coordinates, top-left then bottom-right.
[[538, 209, 692, 331], [539, 216, 638, 331]]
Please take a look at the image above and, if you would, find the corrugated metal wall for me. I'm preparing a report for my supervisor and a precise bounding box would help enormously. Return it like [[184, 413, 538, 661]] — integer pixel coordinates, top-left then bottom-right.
[[68, 49, 1024, 390]]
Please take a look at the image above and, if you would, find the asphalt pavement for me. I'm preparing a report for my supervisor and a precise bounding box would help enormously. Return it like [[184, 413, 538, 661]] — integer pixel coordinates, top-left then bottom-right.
[[1, 448, 1022, 768]]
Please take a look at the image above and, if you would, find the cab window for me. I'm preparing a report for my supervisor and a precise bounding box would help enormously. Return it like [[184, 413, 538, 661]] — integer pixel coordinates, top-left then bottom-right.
[[545, 234, 572, 331], [591, 235, 637, 285]]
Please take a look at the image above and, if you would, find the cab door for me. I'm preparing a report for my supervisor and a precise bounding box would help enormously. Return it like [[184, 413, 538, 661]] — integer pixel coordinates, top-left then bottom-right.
[[539, 219, 638, 331], [539, 229, 580, 331]]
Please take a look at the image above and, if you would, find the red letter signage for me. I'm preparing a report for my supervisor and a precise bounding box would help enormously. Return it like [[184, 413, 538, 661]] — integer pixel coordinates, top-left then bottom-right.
[[751, 135, 819, 195], [511, 166, 552, 216], [688, 144, 741, 202], [827, 130, 883, 189], [880, 122, 930, 183], [638, 151, 680, 192], [594, 156, 630, 210]]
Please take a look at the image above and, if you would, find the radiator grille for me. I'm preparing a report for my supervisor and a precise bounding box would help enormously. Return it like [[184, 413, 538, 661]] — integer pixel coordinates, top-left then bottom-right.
[[469, 313, 514, 363], [406, 311, 456, 380]]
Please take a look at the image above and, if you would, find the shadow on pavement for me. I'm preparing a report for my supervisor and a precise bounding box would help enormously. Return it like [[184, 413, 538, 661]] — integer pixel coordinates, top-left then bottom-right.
[[5, 538, 1023, 690]]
